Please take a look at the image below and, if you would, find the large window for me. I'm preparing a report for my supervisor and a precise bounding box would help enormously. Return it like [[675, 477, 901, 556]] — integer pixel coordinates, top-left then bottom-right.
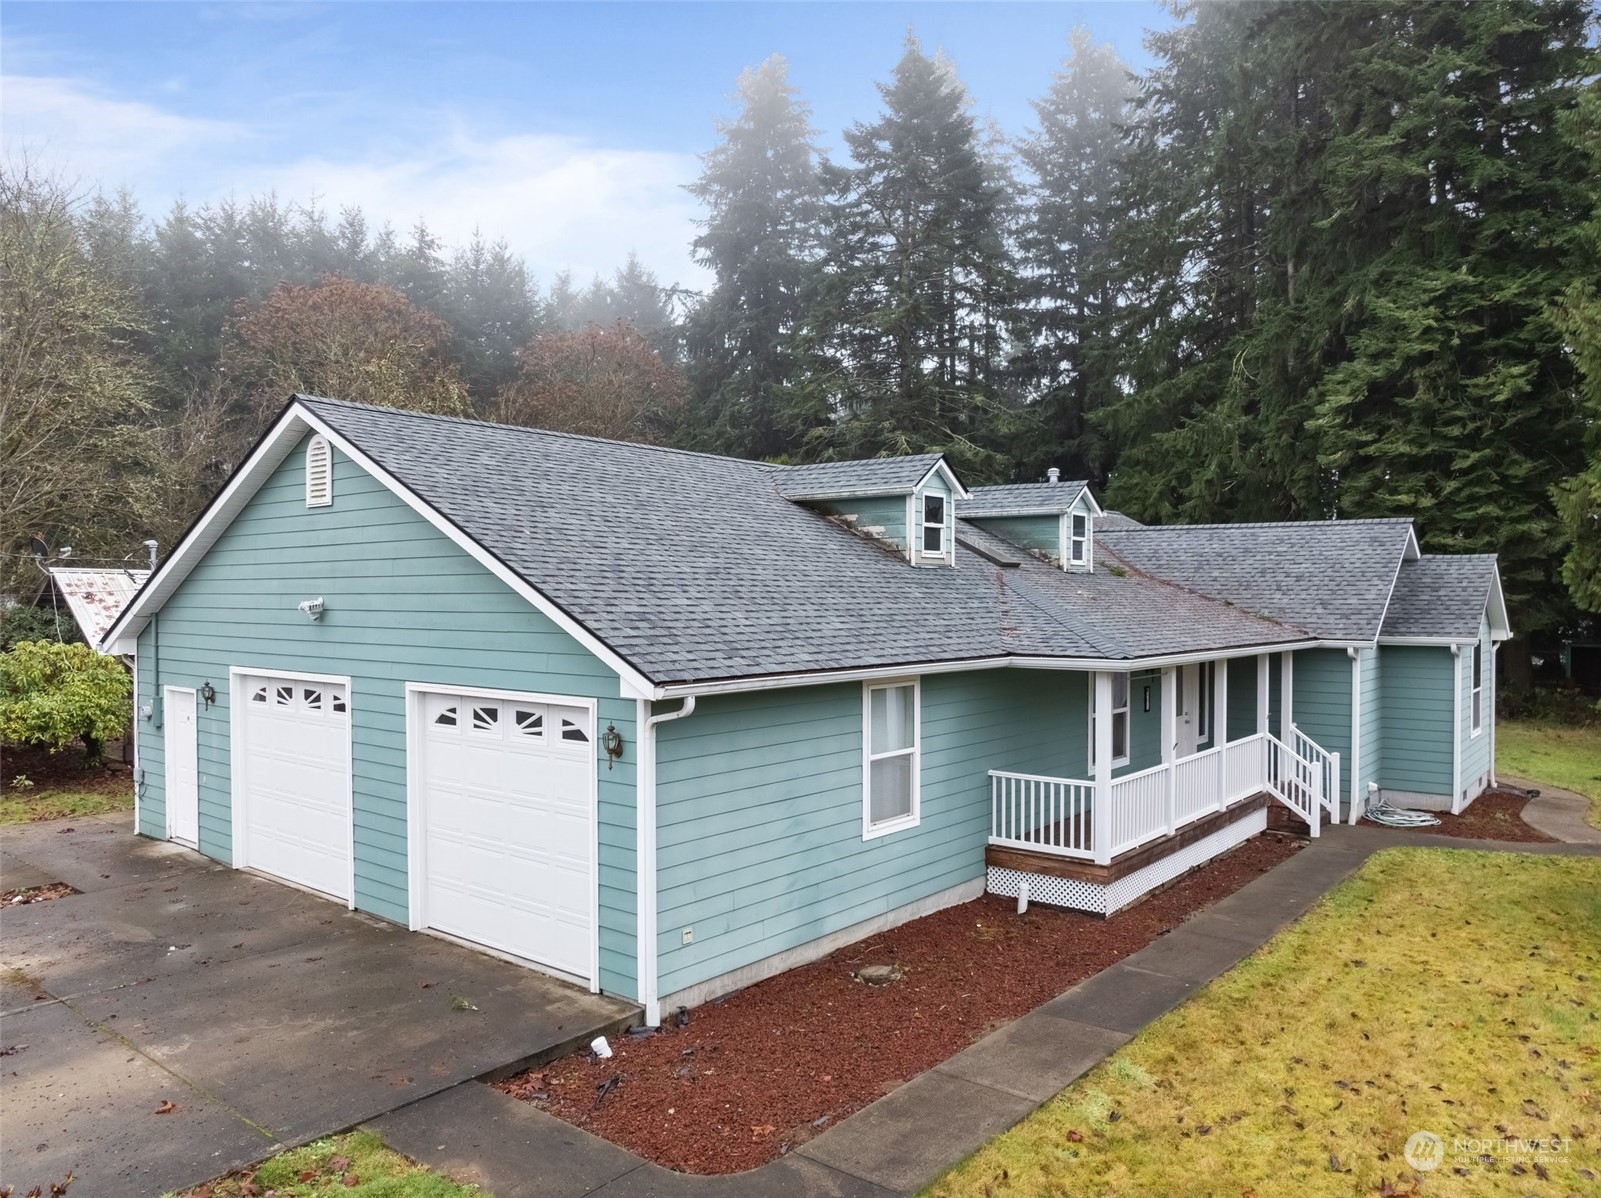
[[1470, 643, 1483, 736], [1069, 512, 1089, 565], [864, 680, 920, 837], [1089, 672, 1130, 768], [922, 493, 947, 556]]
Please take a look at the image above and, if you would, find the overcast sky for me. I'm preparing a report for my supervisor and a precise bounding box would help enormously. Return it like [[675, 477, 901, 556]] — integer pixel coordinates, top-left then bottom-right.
[[2, 1, 1170, 288]]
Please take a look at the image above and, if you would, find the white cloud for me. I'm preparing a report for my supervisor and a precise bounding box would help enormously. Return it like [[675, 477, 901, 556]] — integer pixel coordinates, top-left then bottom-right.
[[1, 71, 707, 288], [246, 128, 706, 287], [1, 73, 243, 182]]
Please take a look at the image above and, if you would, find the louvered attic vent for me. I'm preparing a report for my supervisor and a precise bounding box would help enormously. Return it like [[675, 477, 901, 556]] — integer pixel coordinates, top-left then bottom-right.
[[305, 434, 333, 507]]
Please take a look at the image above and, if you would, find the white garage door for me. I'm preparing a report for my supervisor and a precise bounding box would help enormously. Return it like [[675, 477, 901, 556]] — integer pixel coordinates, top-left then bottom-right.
[[238, 674, 351, 901], [416, 689, 595, 982]]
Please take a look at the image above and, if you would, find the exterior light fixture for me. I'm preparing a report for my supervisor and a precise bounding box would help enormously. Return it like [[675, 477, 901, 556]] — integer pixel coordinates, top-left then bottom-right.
[[601, 724, 624, 769], [200, 681, 217, 708], [296, 598, 325, 622]]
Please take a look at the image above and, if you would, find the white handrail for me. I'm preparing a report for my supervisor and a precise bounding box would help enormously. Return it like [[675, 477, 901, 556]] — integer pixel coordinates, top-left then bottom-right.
[[1290, 724, 1339, 818], [989, 769, 1096, 860]]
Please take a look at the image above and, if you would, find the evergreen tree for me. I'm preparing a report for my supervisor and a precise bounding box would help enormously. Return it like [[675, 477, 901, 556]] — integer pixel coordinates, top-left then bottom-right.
[[798, 36, 1021, 474], [442, 231, 541, 402], [683, 54, 822, 459], [1014, 28, 1133, 485]]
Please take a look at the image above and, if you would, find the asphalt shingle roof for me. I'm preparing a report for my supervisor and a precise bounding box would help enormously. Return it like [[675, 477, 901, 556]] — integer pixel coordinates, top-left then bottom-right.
[[1097, 519, 1417, 642], [775, 455, 946, 499], [963, 480, 1089, 517], [299, 397, 1313, 684], [1380, 555, 1496, 640]]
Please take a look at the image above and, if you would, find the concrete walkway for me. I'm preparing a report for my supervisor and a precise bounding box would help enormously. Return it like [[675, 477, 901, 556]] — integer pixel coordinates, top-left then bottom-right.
[[0, 813, 637, 1197], [368, 827, 1601, 1197], [1499, 773, 1601, 844]]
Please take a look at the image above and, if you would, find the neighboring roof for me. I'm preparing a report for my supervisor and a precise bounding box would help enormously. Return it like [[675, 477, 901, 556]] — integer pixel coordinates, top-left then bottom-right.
[[775, 454, 950, 501], [48, 567, 150, 649], [1381, 555, 1506, 641], [1097, 511, 1146, 531], [1098, 519, 1420, 642], [280, 398, 1309, 684], [963, 480, 1090, 518]]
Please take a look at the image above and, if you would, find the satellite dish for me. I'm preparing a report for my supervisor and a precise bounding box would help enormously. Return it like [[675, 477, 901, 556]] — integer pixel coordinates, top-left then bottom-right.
[[30, 535, 47, 559]]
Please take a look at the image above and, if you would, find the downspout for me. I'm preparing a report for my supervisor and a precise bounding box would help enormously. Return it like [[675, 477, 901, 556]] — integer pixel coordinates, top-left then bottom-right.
[[1451, 645, 1464, 814], [1490, 643, 1500, 787], [1347, 648, 1361, 822], [637, 694, 696, 1027]]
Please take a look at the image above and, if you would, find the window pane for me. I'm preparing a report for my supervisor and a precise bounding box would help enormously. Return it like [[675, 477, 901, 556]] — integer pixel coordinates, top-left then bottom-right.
[[1111, 672, 1129, 710], [870, 685, 915, 753], [1473, 645, 1481, 687], [1472, 690, 1481, 730], [924, 494, 945, 525], [869, 754, 913, 824], [1113, 711, 1129, 760], [1073, 513, 1087, 537], [924, 522, 943, 553]]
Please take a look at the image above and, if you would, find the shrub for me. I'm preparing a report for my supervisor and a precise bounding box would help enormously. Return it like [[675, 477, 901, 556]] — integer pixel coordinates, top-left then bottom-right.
[[0, 603, 82, 651], [0, 640, 130, 764]]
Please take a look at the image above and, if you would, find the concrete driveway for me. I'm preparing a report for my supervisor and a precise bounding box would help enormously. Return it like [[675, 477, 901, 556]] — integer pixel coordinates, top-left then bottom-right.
[[0, 813, 638, 1197]]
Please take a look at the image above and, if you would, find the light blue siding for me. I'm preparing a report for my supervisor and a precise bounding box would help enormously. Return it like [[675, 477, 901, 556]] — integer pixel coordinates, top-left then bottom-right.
[[1356, 647, 1382, 796], [1121, 670, 1163, 776], [970, 515, 1061, 560], [809, 495, 909, 553], [653, 668, 1084, 997], [1377, 645, 1454, 796], [1291, 648, 1353, 801], [132, 435, 639, 998], [1460, 610, 1494, 800], [1226, 657, 1259, 743]]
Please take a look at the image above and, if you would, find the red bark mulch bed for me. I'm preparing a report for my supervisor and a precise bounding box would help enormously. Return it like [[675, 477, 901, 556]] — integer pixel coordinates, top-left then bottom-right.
[[496, 833, 1303, 1174], [1360, 787, 1556, 843]]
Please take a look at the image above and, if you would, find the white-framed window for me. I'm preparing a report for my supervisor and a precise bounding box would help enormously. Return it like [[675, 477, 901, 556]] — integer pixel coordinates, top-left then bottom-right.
[[1470, 642, 1483, 736], [863, 679, 920, 838], [1069, 511, 1090, 566], [305, 434, 333, 507], [921, 492, 947, 557], [1089, 672, 1131, 768]]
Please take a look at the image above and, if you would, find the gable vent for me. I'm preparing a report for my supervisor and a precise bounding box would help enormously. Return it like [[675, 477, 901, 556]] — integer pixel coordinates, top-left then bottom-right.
[[305, 435, 333, 507]]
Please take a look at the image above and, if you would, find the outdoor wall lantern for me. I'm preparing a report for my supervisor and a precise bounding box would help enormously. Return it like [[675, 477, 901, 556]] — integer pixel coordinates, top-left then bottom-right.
[[601, 724, 625, 770], [200, 681, 217, 708], [1143, 685, 1152, 713]]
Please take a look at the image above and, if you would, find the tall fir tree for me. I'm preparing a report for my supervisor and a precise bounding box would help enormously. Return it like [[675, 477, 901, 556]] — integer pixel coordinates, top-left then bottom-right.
[[1014, 28, 1133, 485], [683, 54, 822, 459], [800, 35, 1020, 474]]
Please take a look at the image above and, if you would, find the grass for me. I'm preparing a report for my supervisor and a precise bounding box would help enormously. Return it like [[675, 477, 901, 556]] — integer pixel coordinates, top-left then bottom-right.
[[0, 784, 134, 824], [1496, 719, 1601, 829], [924, 848, 1601, 1197], [168, 1130, 480, 1198]]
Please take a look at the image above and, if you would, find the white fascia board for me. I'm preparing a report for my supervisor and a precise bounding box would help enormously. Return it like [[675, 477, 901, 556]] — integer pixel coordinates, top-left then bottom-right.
[[784, 485, 916, 501], [1372, 537, 1410, 645], [1076, 489, 1105, 517], [916, 458, 972, 501], [100, 406, 311, 651], [966, 506, 1078, 519], [1377, 636, 1478, 647], [1486, 571, 1512, 640], [297, 408, 655, 697]]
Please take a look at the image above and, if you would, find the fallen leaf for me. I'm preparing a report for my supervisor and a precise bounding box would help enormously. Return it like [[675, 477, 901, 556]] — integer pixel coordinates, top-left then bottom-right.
[[328, 1155, 350, 1171], [750, 1123, 776, 1139], [1066, 1129, 1084, 1143], [154, 1100, 177, 1114], [342, 1174, 359, 1188]]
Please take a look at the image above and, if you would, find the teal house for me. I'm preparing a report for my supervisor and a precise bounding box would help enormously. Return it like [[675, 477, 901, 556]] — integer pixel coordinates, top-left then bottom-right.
[[104, 396, 1510, 1023]]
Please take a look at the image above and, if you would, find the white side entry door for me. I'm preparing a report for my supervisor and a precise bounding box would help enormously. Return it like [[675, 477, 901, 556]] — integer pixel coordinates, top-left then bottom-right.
[[164, 686, 199, 845]]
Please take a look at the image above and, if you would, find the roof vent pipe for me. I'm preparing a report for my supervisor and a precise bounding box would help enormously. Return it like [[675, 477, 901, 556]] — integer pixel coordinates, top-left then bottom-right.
[[1047, 467, 1060, 484]]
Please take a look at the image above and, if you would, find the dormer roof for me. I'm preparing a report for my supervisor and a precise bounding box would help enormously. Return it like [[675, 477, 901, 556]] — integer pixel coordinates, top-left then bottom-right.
[[775, 454, 967, 502], [963, 480, 1096, 518]]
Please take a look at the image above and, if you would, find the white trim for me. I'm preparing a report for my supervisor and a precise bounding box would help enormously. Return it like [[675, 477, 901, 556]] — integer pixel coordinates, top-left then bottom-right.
[[1068, 509, 1091, 569], [131, 653, 141, 833], [1489, 642, 1500, 786], [304, 434, 333, 507], [1280, 651, 1293, 738], [1469, 640, 1484, 738], [1376, 636, 1481, 647], [1451, 646, 1464, 814], [1212, 657, 1228, 746], [915, 458, 972, 501], [101, 402, 654, 698], [637, 694, 695, 1025], [162, 685, 198, 846], [404, 681, 601, 993], [1088, 670, 1131, 769], [1348, 648, 1361, 812], [862, 677, 921, 840], [1255, 654, 1270, 735], [229, 665, 356, 908]]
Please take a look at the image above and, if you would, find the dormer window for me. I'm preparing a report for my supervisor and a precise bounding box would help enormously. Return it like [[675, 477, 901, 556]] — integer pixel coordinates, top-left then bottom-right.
[[922, 494, 946, 555], [1069, 512, 1089, 566], [305, 435, 332, 507]]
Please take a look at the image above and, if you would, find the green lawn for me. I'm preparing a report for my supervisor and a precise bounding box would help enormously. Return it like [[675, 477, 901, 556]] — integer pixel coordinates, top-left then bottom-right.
[[924, 848, 1601, 1197], [1496, 718, 1601, 829], [168, 1131, 480, 1198], [0, 785, 134, 824]]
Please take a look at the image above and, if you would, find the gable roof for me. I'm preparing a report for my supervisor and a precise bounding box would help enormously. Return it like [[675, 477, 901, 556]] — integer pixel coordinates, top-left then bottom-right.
[[963, 480, 1092, 518], [48, 567, 149, 649], [775, 454, 962, 501], [1097, 519, 1420, 642], [1381, 555, 1510, 641]]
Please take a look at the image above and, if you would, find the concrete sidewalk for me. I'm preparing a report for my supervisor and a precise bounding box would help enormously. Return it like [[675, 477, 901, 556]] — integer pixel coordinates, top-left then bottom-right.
[[370, 827, 1600, 1196], [1500, 773, 1601, 844]]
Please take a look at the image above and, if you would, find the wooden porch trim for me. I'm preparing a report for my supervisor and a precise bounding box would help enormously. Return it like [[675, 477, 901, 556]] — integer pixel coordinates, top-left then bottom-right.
[[986, 793, 1269, 883]]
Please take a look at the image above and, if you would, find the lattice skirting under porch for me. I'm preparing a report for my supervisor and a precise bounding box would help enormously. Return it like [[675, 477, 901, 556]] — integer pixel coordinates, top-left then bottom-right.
[[986, 807, 1268, 916]]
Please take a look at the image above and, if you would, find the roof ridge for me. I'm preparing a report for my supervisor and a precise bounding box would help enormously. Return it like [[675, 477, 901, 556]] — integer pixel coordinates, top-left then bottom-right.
[[1100, 516, 1415, 532]]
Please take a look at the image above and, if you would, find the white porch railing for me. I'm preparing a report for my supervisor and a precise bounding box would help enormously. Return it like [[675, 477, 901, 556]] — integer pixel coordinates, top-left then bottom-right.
[[1291, 724, 1340, 821], [990, 728, 1331, 867]]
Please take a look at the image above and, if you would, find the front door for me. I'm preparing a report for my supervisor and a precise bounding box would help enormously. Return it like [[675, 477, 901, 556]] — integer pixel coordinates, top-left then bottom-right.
[[164, 686, 199, 845], [1177, 665, 1201, 757]]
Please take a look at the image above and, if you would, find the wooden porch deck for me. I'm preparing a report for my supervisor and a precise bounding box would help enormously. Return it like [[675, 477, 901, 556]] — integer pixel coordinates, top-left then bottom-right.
[[985, 793, 1269, 884]]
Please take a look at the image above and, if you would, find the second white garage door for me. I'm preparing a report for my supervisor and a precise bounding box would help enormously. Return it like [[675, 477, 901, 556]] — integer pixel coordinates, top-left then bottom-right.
[[414, 688, 596, 983]]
